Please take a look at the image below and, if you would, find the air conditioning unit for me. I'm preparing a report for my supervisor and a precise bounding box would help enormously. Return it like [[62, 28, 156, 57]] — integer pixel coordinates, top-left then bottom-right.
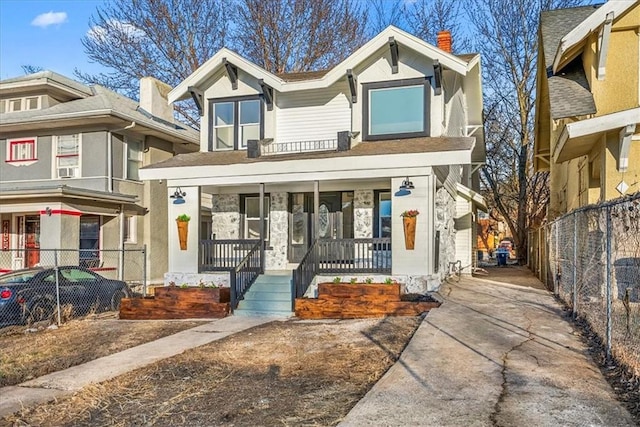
[[57, 167, 76, 178]]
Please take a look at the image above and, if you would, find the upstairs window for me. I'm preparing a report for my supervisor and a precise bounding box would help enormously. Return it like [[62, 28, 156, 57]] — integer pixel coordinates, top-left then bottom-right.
[[363, 78, 430, 141], [126, 140, 143, 180], [2, 96, 40, 113], [209, 97, 262, 150], [6, 138, 37, 162], [55, 134, 80, 178]]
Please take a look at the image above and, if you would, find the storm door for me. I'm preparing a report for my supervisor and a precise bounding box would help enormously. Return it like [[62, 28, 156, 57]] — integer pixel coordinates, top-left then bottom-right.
[[25, 215, 40, 267], [288, 192, 353, 263]]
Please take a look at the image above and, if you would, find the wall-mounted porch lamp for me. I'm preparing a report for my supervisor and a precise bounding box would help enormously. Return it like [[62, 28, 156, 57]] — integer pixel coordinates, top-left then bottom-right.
[[170, 187, 186, 204], [395, 177, 414, 197]]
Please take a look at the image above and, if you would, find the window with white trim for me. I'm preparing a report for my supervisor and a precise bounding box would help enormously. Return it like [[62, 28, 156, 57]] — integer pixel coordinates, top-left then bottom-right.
[[2, 96, 40, 113], [126, 140, 143, 180], [6, 138, 37, 162], [55, 134, 80, 178], [123, 215, 137, 243]]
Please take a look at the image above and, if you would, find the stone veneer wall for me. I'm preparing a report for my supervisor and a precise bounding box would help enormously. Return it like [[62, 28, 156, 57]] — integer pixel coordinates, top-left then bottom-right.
[[266, 192, 288, 270], [435, 187, 456, 281], [211, 194, 240, 239], [354, 190, 373, 238]]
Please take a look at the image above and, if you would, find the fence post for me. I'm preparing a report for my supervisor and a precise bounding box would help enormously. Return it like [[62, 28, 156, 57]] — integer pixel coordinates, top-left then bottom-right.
[[142, 244, 147, 297], [605, 204, 612, 359], [573, 212, 578, 318], [554, 221, 559, 296], [54, 249, 61, 326], [230, 269, 236, 313]]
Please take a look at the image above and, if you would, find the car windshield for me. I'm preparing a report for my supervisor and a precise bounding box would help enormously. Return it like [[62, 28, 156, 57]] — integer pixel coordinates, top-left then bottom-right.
[[0, 270, 42, 284]]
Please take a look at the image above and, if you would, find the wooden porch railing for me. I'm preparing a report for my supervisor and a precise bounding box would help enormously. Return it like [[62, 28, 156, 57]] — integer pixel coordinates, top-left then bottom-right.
[[293, 238, 392, 300], [200, 239, 260, 271]]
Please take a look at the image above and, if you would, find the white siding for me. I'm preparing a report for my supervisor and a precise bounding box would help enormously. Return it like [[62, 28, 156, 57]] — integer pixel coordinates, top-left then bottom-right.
[[276, 81, 351, 143], [454, 195, 473, 269], [443, 70, 466, 137]]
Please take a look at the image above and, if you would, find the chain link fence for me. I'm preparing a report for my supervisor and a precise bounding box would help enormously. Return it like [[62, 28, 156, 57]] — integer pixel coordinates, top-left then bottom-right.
[[0, 248, 146, 329], [529, 193, 640, 377]]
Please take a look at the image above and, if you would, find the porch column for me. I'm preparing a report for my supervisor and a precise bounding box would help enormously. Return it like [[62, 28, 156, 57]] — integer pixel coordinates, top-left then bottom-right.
[[391, 175, 435, 276], [168, 186, 200, 273], [314, 181, 320, 240], [259, 183, 265, 272]]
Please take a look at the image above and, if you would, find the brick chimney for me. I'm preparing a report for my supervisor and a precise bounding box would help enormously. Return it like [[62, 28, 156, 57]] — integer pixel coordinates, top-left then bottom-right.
[[437, 30, 452, 53], [139, 77, 174, 123]]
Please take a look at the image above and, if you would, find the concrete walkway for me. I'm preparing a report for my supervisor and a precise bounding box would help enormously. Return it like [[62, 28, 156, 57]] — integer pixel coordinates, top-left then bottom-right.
[[0, 315, 276, 417], [339, 277, 636, 427]]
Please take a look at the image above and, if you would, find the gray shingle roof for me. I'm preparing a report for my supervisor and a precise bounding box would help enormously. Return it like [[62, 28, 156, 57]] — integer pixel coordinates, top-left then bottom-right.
[[0, 72, 198, 142], [540, 5, 600, 119], [143, 136, 474, 170], [0, 71, 93, 96]]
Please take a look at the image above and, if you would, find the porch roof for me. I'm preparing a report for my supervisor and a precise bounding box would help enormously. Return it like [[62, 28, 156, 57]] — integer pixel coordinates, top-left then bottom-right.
[[143, 136, 474, 169]]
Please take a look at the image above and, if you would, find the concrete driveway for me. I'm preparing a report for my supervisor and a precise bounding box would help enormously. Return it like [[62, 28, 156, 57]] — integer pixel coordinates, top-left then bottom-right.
[[339, 277, 636, 426]]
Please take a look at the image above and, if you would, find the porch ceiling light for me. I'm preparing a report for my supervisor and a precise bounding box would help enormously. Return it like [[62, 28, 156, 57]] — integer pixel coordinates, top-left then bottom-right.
[[170, 187, 186, 205]]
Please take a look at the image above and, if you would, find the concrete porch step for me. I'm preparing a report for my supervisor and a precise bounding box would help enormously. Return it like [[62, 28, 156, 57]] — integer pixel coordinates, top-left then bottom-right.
[[234, 273, 294, 316]]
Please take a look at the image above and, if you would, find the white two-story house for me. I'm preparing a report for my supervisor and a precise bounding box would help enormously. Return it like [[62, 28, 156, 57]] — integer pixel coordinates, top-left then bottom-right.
[[139, 26, 485, 313]]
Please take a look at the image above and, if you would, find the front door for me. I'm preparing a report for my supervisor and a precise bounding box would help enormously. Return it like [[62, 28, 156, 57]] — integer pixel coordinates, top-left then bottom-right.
[[25, 215, 40, 267], [288, 192, 353, 263]]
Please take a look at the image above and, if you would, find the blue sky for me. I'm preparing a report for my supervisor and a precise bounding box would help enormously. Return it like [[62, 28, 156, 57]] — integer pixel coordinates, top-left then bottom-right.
[[0, 0, 109, 79]]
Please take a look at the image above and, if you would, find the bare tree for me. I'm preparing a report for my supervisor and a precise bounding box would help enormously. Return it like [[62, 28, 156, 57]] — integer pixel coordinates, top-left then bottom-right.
[[233, 0, 368, 74], [406, 0, 470, 53], [77, 0, 230, 127], [467, 0, 582, 263], [21, 65, 44, 75], [367, 0, 407, 36]]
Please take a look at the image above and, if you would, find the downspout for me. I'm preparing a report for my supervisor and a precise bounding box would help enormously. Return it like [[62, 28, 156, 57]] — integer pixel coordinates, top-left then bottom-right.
[[109, 121, 136, 193], [119, 203, 125, 281]]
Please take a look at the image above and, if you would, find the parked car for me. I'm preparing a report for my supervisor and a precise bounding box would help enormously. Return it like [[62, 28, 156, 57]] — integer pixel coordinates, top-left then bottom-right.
[[0, 266, 130, 327]]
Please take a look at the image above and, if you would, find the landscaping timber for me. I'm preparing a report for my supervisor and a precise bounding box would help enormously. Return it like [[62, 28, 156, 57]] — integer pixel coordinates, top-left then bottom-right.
[[295, 282, 440, 319], [120, 287, 230, 320]]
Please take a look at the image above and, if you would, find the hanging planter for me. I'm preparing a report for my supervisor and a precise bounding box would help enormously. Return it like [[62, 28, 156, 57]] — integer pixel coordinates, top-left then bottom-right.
[[176, 214, 190, 250], [401, 210, 419, 250]]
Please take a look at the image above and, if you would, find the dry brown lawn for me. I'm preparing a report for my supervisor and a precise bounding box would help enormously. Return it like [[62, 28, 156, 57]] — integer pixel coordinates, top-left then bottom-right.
[[0, 314, 207, 387], [4, 316, 421, 427]]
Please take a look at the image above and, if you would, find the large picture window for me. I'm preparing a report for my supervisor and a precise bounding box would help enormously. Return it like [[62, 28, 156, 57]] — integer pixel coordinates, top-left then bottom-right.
[[363, 78, 430, 141], [209, 97, 262, 150]]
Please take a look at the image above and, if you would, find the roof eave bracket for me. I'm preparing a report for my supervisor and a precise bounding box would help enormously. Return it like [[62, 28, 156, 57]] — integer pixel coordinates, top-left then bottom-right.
[[597, 12, 614, 80], [433, 59, 442, 96], [618, 124, 636, 172], [222, 57, 238, 90], [389, 37, 399, 74], [346, 69, 357, 103], [259, 79, 273, 111], [188, 86, 204, 116]]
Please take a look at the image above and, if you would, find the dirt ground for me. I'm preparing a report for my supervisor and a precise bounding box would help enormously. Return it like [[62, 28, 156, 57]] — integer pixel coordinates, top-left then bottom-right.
[[4, 316, 421, 427], [0, 314, 207, 387]]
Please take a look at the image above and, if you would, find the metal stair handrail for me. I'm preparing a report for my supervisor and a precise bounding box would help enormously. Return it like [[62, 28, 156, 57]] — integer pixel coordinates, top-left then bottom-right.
[[230, 240, 263, 312]]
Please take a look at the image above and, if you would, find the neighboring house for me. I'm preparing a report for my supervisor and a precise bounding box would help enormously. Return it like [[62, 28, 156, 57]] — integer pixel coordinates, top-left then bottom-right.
[[140, 26, 486, 304], [534, 1, 640, 219], [0, 71, 199, 282]]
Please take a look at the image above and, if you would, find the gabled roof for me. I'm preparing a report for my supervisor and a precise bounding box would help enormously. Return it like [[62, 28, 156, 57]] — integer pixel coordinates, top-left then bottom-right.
[[552, 0, 637, 74], [169, 26, 478, 103], [0, 73, 198, 145], [540, 5, 600, 119]]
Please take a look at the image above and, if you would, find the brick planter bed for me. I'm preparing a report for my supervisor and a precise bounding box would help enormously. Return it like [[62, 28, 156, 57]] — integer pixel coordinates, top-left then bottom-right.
[[120, 287, 231, 320], [295, 283, 440, 319]]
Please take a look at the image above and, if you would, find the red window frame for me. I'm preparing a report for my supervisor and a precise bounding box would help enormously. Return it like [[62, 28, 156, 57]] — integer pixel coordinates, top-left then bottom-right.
[[6, 139, 36, 162]]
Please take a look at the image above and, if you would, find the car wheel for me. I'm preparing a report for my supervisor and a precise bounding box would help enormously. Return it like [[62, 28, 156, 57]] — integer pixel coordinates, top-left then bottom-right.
[[27, 298, 56, 325], [110, 288, 130, 311]]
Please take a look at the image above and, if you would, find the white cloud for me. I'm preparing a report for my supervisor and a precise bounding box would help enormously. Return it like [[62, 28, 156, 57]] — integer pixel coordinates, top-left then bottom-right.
[[31, 11, 68, 28], [403, 0, 418, 5], [87, 19, 145, 42]]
